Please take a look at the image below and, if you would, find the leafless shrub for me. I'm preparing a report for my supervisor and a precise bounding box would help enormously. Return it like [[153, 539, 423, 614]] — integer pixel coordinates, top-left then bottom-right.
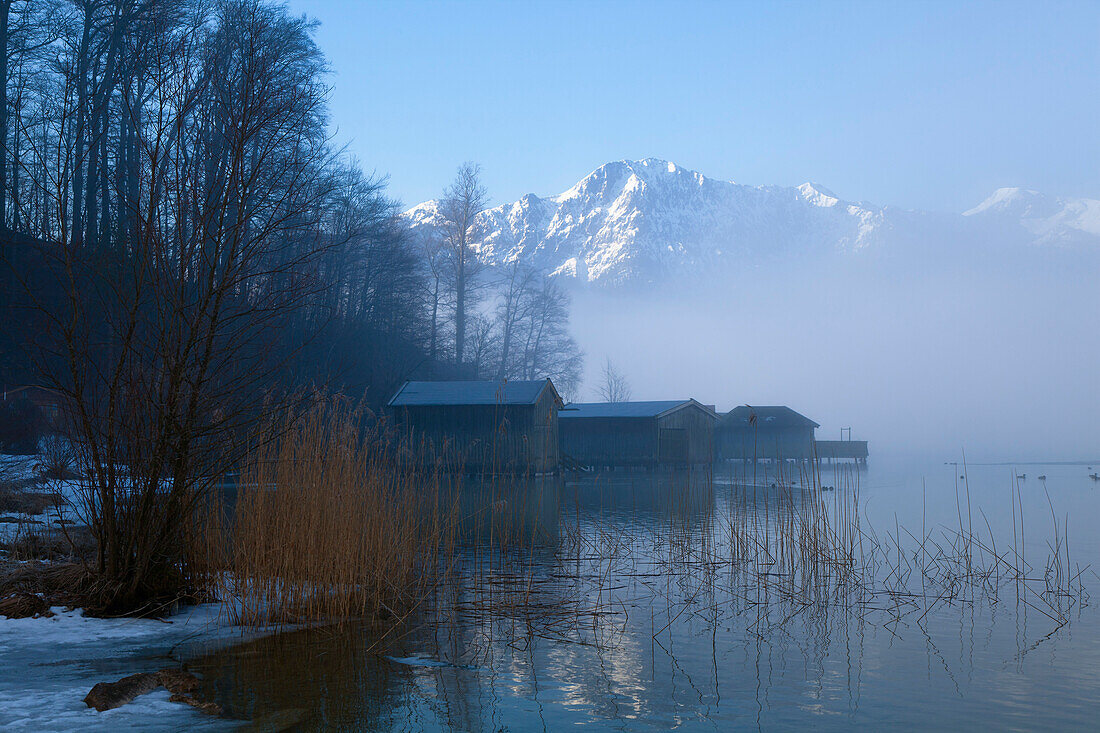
[[38, 435, 75, 480]]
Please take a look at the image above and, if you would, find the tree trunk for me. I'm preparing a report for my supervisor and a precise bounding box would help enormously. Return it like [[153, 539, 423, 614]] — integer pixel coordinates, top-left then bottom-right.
[[0, 0, 12, 229], [9, 105, 16, 231], [83, 94, 99, 247], [99, 105, 109, 246], [71, 12, 93, 247], [429, 275, 439, 373], [127, 77, 143, 246], [8, 55, 19, 232], [497, 317, 512, 380], [87, 5, 123, 250], [454, 247, 465, 366]]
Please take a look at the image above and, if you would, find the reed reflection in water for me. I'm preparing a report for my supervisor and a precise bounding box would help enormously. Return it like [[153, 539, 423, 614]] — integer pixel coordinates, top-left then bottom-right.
[[186, 460, 1099, 731]]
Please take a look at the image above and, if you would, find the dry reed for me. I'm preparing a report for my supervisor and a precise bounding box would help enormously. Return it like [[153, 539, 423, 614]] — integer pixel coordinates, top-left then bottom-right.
[[220, 398, 459, 626], [443, 458, 1089, 653], [209, 412, 1087, 658]]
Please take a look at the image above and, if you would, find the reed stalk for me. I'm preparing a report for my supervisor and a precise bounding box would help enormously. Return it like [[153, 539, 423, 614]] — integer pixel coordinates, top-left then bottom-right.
[[221, 398, 458, 627]]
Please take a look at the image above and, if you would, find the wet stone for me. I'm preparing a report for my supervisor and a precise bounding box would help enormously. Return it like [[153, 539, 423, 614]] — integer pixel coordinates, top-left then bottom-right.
[[83, 669, 220, 715]]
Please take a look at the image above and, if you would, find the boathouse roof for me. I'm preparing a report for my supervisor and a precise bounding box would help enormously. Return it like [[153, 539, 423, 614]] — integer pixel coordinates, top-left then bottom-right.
[[559, 399, 713, 420], [387, 379, 560, 407], [723, 405, 820, 429]]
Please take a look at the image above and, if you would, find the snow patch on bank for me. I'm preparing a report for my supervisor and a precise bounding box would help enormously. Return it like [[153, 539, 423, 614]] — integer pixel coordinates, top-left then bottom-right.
[[0, 604, 237, 731]]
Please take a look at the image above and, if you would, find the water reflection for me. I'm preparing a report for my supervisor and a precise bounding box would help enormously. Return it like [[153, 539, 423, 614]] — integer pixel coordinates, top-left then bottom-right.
[[187, 622, 405, 730], [187, 461, 1100, 730]]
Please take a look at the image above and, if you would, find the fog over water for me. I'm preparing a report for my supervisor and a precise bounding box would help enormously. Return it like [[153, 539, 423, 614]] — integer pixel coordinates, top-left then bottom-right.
[[571, 246, 1100, 461]]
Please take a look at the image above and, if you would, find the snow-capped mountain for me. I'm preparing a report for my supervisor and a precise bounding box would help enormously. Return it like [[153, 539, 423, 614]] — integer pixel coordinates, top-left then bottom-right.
[[404, 159, 1099, 285], [962, 187, 1100, 246]]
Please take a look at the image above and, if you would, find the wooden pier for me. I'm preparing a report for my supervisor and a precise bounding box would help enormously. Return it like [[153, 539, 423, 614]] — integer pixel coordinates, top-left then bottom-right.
[[815, 440, 869, 464]]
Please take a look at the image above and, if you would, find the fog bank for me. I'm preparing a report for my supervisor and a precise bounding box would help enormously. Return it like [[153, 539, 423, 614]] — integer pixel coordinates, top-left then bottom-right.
[[570, 249, 1100, 461]]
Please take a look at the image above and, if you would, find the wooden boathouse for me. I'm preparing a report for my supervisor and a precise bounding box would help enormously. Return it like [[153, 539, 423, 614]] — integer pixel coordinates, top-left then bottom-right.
[[387, 379, 562, 473], [715, 405, 819, 461], [559, 400, 716, 468]]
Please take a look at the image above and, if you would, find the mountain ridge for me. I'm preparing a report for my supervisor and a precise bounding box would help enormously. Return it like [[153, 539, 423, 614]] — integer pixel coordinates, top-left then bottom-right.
[[404, 159, 1099, 285]]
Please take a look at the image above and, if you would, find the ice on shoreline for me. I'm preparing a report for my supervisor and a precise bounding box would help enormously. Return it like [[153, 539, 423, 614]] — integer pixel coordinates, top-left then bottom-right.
[[0, 603, 245, 731]]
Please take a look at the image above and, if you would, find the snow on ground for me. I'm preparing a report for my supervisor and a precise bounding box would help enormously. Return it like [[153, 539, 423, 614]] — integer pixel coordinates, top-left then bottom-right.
[[3, 454, 269, 729], [0, 603, 246, 731], [0, 479, 85, 545], [0, 454, 38, 479], [2, 450, 89, 545], [0, 515, 45, 544]]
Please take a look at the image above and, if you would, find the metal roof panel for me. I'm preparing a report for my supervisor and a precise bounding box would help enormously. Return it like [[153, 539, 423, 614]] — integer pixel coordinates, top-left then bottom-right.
[[722, 405, 820, 428], [559, 400, 699, 419], [387, 380, 554, 407]]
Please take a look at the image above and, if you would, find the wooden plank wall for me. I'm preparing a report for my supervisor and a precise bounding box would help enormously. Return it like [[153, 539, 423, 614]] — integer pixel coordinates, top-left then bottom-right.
[[656, 405, 715, 464], [715, 427, 816, 461], [395, 398, 559, 473], [560, 417, 658, 466], [561, 404, 716, 467]]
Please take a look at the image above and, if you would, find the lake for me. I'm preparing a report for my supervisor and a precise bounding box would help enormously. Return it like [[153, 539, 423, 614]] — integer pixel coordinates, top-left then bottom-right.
[[185, 456, 1100, 730]]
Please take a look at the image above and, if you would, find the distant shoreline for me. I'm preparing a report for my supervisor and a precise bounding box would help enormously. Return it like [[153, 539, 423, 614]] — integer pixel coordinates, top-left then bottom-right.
[[961, 460, 1100, 466]]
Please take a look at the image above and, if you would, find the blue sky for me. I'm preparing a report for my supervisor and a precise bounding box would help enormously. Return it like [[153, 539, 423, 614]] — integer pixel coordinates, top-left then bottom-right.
[[285, 0, 1100, 212]]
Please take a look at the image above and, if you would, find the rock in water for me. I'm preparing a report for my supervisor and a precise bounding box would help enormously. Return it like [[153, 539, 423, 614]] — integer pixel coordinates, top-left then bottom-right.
[[83, 669, 220, 714], [157, 668, 199, 696], [83, 673, 162, 712], [169, 693, 222, 715]]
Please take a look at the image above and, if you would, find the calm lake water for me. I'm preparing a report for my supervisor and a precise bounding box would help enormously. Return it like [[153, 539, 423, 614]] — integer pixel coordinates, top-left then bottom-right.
[[186, 456, 1100, 730]]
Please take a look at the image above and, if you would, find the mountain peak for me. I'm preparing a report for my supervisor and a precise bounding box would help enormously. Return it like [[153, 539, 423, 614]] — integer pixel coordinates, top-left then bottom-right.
[[964, 187, 1100, 241], [964, 187, 1051, 217], [402, 163, 1100, 289], [636, 157, 672, 168], [798, 182, 840, 207], [554, 159, 701, 205], [404, 159, 890, 285]]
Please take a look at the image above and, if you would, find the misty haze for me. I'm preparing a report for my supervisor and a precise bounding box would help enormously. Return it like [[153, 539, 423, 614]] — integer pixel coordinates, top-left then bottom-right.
[[0, 1, 1097, 731]]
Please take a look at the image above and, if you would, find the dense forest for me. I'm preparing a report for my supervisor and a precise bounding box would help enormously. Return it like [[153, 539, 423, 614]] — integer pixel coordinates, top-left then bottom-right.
[[0, 0, 582, 408], [0, 0, 582, 610]]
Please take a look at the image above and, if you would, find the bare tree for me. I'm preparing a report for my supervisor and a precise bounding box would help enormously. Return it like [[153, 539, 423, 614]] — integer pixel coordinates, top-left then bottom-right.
[[0, 0, 15, 228], [504, 272, 582, 398], [494, 258, 536, 380], [598, 358, 631, 403], [417, 227, 449, 372], [0, 0, 593, 617], [8, 0, 352, 612], [467, 312, 497, 379], [437, 162, 486, 368], [0, 0, 61, 231]]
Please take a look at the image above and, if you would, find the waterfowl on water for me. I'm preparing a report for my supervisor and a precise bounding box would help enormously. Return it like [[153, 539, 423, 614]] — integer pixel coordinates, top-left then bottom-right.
[[1038, 475, 1047, 481]]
